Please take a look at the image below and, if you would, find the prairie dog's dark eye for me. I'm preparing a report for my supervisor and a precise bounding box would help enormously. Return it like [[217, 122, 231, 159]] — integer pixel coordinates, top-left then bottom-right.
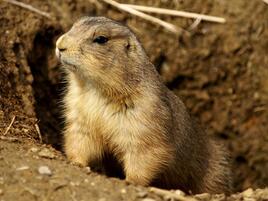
[[93, 36, 109, 44]]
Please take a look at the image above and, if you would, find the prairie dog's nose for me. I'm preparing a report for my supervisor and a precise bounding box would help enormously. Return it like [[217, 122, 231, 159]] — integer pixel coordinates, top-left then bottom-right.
[[56, 34, 67, 52]]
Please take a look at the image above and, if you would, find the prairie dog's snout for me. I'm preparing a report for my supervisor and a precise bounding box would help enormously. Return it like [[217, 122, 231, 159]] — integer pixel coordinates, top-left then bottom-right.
[[55, 31, 86, 71], [55, 35, 65, 58], [55, 34, 74, 64]]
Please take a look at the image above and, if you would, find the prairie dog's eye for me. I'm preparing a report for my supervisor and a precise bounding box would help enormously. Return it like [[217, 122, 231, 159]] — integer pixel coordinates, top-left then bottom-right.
[[93, 36, 109, 44]]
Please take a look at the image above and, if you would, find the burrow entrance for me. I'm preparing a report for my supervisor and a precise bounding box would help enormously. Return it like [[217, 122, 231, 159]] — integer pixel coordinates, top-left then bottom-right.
[[27, 26, 65, 150]]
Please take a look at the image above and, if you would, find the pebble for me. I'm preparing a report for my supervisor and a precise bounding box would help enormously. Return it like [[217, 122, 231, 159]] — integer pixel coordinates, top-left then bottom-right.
[[90, 182, 96, 186], [163, 195, 171, 201], [194, 193, 211, 200], [38, 148, 56, 159], [120, 188, 127, 194], [70, 181, 80, 186], [84, 166, 91, 174], [38, 166, 52, 176], [212, 194, 226, 201], [33, 155, 40, 160], [30, 147, 39, 153], [242, 188, 254, 197], [174, 189, 185, 196], [0, 189, 3, 195], [20, 178, 27, 183], [142, 198, 156, 201], [16, 166, 29, 171], [137, 191, 148, 198], [243, 198, 255, 201]]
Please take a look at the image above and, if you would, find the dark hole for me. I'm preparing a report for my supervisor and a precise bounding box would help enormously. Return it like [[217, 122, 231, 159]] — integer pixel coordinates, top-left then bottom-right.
[[166, 75, 193, 90], [236, 155, 247, 163], [154, 53, 166, 72], [13, 43, 20, 55], [219, 132, 229, 140], [27, 26, 64, 150]]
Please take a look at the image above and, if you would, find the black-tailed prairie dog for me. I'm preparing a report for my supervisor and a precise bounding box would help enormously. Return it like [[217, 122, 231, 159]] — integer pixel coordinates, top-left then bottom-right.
[[56, 16, 232, 194]]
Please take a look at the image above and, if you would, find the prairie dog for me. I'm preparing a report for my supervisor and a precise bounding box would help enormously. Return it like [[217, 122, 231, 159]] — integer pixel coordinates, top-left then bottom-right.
[[56, 16, 232, 194]]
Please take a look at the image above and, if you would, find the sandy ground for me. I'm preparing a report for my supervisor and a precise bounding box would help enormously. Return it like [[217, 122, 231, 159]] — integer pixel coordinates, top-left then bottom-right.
[[1, 138, 268, 201]]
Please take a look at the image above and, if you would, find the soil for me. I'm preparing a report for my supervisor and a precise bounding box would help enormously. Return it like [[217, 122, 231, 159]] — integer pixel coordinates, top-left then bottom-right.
[[0, 0, 268, 200]]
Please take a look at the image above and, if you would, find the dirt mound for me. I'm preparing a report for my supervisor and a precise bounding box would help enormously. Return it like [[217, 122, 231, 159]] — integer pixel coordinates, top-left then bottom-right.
[[1, 0, 268, 199], [1, 140, 268, 201]]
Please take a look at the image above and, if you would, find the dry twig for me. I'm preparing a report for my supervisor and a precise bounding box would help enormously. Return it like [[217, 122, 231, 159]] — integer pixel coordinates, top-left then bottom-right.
[[3, 116, 16, 135], [34, 123, 43, 143], [100, 0, 181, 34], [3, 0, 51, 19], [122, 4, 226, 23], [188, 17, 202, 30], [149, 187, 198, 201], [0, 136, 20, 142]]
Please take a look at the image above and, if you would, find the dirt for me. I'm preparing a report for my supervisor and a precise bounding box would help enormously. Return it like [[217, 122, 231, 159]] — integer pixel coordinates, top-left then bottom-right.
[[1, 139, 268, 201], [0, 0, 268, 200]]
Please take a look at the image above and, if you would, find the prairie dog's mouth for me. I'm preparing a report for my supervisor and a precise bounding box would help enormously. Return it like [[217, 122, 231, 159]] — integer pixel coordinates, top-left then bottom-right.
[[55, 49, 77, 70], [61, 61, 77, 72], [61, 59, 77, 70]]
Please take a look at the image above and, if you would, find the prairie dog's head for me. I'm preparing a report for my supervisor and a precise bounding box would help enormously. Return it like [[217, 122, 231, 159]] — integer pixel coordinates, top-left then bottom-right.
[[56, 16, 148, 90]]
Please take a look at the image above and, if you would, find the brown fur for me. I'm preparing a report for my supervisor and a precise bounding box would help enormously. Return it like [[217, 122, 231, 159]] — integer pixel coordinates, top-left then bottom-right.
[[56, 16, 232, 194]]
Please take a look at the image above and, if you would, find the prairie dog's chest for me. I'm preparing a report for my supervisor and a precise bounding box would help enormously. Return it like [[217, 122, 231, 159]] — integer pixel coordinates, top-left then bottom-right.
[[70, 88, 120, 125], [66, 84, 148, 146]]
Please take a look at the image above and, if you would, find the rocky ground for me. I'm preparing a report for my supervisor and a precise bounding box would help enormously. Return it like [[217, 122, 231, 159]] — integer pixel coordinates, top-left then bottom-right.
[[0, 0, 268, 200]]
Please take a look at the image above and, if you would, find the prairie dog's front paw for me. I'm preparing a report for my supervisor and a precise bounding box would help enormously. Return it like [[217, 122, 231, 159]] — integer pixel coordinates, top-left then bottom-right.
[[126, 175, 150, 186], [66, 154, 89, 167]]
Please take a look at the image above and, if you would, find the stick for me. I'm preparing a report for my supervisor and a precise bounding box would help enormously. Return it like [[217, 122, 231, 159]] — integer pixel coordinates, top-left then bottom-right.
[[122, 4, 226, 24], [100, 0, 181, 34], [3, 116, 16, 135], [188, 17, 202, 30], [3, 0, 51, 19], [0, 136, 20, 142], [149, 187, 198, 201], [34, 123, 43, 143], [263, 0, 268, 4]]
